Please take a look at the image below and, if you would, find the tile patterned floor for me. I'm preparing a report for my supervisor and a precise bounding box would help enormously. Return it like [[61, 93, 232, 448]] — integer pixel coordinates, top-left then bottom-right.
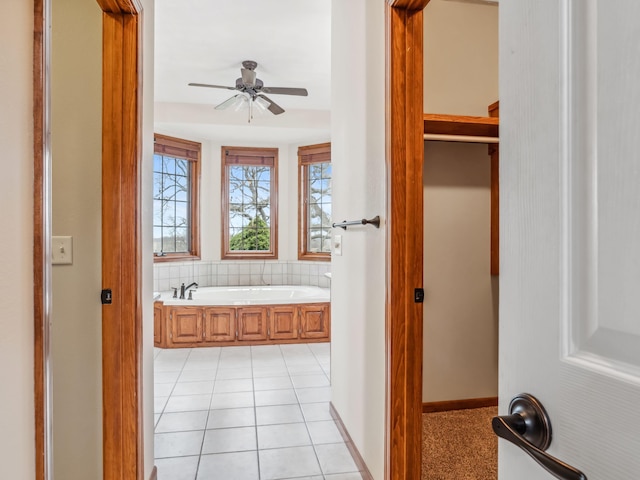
[[154, 343, 363, 480]]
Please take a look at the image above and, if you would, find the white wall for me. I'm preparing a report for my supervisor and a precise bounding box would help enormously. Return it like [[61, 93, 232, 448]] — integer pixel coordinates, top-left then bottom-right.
[[0, 1, 35, 477], [421, 0, 499, 403], [424, 0, 499, 116], [331, 0, 386, 478], [51, 0, 103, 476]]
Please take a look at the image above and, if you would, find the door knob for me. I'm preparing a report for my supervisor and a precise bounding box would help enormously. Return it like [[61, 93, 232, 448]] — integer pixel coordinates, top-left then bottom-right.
[[492, 393, 587, 480]]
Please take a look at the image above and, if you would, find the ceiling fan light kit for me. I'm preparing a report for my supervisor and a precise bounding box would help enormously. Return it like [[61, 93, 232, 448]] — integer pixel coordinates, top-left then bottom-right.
[[189, 60, 308, 123]]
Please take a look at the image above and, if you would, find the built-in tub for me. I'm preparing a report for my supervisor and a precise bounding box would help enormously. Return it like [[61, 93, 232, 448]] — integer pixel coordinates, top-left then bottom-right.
[[159, 285, 330, 306], [154, 285, 331, 348]]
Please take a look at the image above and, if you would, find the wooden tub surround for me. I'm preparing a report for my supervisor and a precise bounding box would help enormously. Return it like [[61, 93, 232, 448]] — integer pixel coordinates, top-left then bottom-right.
[[154, 301, 330, 348]]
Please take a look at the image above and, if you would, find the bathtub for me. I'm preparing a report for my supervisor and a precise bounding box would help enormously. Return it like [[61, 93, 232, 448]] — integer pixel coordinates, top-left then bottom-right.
[[158, 285, 330, 306]]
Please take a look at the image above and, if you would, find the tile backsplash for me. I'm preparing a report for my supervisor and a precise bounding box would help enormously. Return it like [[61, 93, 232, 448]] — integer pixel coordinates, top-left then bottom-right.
[[153, 260, 331, 292]]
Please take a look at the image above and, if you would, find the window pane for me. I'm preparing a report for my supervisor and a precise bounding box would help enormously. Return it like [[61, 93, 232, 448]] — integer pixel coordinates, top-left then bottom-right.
[[162, 157, 176, 175], [153, 155, 193, 255], [174, 227, 188, 252], [302, 156, 332, 255], [225, 155, 275, 255]]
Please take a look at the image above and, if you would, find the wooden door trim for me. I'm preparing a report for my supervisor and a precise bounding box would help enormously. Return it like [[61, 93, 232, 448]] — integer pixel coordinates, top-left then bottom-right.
[[385, 1, 427, 479], [100, 4, 143, 479], [33, 0, 49, 478]]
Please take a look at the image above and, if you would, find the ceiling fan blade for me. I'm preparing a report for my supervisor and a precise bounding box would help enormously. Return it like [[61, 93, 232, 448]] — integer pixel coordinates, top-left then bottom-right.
[[189, 82, 237, 90], [241, 68, 257, 88], [257, 94, 285, 115], [260, 86, 308, 96], [215, 94, 244, 110]]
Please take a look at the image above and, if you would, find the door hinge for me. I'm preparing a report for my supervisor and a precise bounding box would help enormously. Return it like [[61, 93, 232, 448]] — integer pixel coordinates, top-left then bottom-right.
[[101, 289, 112, 305], [414, 288, 425, 303]]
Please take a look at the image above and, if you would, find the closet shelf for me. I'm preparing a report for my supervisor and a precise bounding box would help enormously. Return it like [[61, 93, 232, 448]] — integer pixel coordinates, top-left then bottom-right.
[[423, 113, 499, 139]]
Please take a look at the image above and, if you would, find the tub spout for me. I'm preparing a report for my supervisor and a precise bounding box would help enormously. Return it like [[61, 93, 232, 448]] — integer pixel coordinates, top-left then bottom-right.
[[180, 282, 198, 299]]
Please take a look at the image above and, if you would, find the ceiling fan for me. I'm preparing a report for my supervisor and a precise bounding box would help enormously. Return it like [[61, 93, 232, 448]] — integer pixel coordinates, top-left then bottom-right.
[[189, 60, 308, 121]]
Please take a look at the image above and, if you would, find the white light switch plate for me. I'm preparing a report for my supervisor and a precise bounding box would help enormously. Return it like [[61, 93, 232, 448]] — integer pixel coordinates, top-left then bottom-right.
[[52, 236, 73, 265], [333, 234, 342, 256]]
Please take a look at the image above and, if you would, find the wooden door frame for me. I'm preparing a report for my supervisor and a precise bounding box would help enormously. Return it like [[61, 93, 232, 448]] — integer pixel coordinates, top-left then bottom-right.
[[33, 0, 426, 479], [386, 1, 428, 479], [33, 0, 144, 479]]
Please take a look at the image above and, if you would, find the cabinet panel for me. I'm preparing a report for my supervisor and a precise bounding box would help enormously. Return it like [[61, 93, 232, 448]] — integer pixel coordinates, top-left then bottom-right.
[[169, 307, 203, 344], [300, 304, 330, 339], [154, 303, 163, 346], [203, 307, 236, 342], [269, 306, 299, 340], [237, 307, 268, 341]]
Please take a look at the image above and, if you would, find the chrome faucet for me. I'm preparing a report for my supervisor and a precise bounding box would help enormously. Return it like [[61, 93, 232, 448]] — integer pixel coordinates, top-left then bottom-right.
[[180, 282, 198, 299]]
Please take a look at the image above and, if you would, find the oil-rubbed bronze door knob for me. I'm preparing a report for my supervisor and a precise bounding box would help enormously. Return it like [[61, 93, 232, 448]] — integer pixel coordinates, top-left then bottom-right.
[[492, 393, 587, 480]]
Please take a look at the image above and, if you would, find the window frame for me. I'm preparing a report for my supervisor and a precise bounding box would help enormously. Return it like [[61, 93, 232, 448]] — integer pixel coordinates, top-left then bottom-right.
[[298, 142, 332, 261], [153, 133, 201, 262], [221, 146, 279, 260]]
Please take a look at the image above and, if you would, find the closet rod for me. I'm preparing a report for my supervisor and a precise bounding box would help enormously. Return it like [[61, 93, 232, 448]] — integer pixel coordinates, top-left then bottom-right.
[[423, 133, 499, 144]]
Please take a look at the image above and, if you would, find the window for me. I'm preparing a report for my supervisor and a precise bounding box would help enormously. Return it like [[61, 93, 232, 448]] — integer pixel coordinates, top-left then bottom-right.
[[153, 134, 201, 261], [298, 143, 332, 260], [222, 147, 278, 259]]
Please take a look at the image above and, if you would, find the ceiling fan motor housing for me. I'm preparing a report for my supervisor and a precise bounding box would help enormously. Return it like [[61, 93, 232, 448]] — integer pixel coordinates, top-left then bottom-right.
[[242, 60, 258, 71]]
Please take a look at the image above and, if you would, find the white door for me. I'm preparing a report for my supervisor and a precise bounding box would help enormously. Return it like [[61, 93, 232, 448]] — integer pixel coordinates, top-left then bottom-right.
[[499, 0, 640, 479]]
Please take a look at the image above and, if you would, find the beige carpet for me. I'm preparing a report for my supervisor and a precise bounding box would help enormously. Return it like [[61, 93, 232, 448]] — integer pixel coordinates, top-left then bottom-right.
[[422, 407, 498, 480]]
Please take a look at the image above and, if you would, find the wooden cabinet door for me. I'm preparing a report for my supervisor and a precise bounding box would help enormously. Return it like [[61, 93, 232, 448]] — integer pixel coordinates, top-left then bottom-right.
[[269, 306, 299, 340], [237, 307, 268, 341], [153, 303, 163, 347], [300, 303, 330, 340], [203, 307, 236, 343], [169, 307, 203, 345]]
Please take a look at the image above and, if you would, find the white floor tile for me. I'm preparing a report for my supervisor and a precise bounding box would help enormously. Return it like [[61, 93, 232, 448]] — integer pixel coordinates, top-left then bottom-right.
[[207, 407, 255, 429], [307, 420, 343, 445], [187, 347, 221, 359], [154, 361, 185, 373], [213, 378, 253, 393], [215, 367, 252, 380], [154, 455, 199, 480], [154, 383, 174, 397], [256, 404, 304, 426], [155, 411, 209, 433], [196, 451, 258, 480], [154, 430, 204, 458], [257, 422, 311, 449], [182, 359, 219, 372], [255, 388, 298, 406], [259, 446, 322, 480], [152, 344, 358, 480], [201, 426, 257, 454], [300, 402, 333, 422], [286, 364, 325, 375], [164, 394, 211, 413], [296, 386, 332, 404], [218, 358, 252, 369], [155, 396, 169, 414], [315, 443, 359, 475], [171, 381, 213, 396], [155, 371, 181, 384], [252, 365, 289, 377], [177, 369, 216, 383], [253, 376, 293, 391], [291, 374, 330, 389], [210, 391, 254, 409], [324, 474, 364, 480]]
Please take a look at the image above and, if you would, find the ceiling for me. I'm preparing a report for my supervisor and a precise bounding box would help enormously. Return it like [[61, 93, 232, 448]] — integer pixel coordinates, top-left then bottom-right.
[[154, 0, 332, 144]]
